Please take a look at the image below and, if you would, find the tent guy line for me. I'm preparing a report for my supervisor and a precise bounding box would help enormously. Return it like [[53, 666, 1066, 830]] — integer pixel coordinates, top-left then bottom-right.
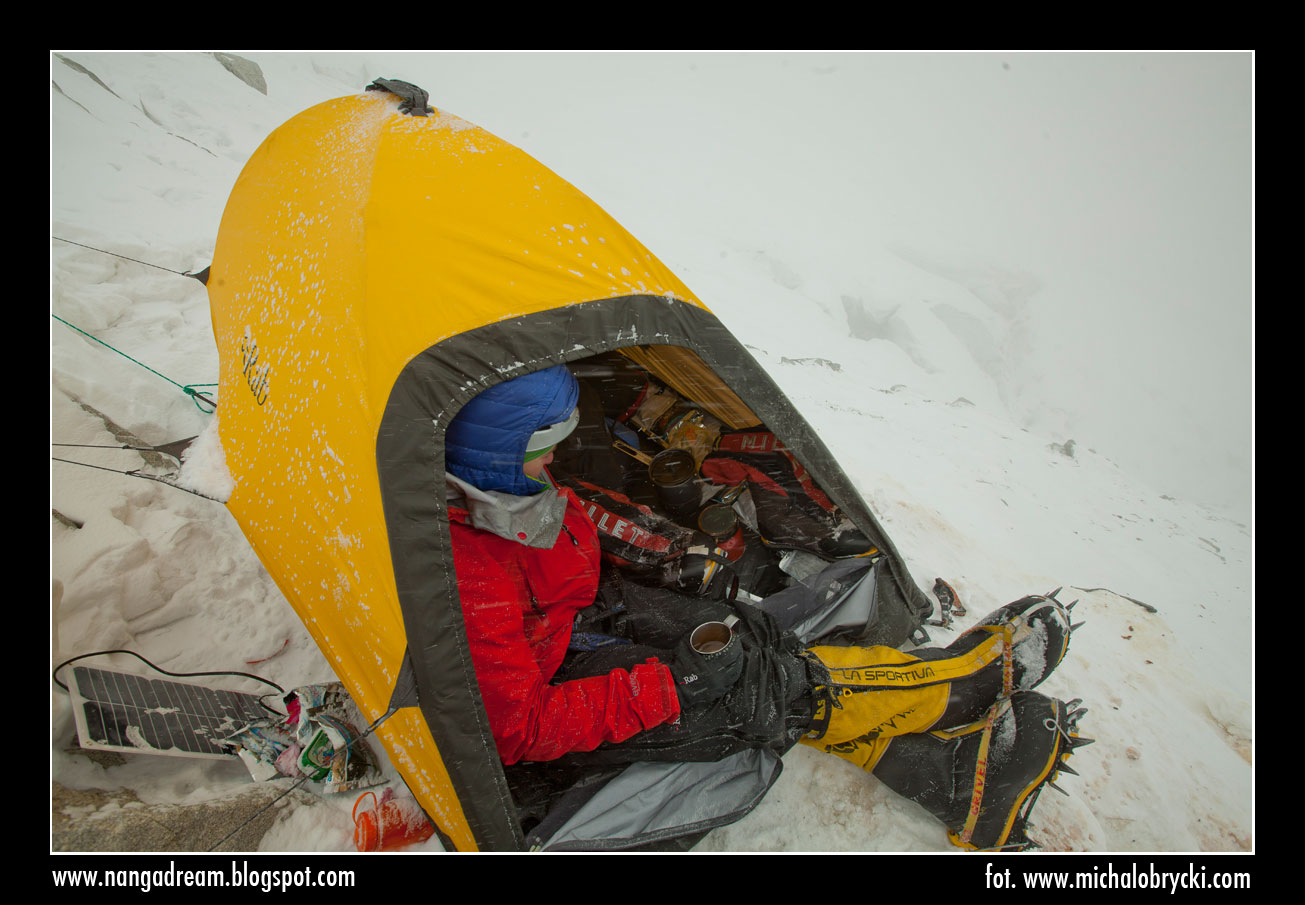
[[52, 313, 219, 412], [52, 234, 210, 283]]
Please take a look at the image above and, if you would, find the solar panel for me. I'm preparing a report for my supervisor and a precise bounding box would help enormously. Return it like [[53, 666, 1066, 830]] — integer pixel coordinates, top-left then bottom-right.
[[68, 666, 270, 760]]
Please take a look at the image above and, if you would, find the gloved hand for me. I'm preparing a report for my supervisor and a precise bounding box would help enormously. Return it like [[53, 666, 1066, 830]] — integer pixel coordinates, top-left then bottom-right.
[[667, 623, 744, 707]]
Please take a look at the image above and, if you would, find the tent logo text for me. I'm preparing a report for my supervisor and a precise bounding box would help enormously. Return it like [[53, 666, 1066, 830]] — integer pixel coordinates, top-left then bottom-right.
[[239, 327, 271, 406]]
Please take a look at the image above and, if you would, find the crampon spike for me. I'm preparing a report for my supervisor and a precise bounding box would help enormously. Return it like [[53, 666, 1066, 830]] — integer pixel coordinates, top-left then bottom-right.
[[1070, 621, 1085, 633], [1067, 736, 1096, 749], [1065, 698, 1083, 711], [1047, 782, 1069, 796], [1056, 762, 1079, 776], [1047, 587, 1063, 600], [1067, 599, 1079, 611]]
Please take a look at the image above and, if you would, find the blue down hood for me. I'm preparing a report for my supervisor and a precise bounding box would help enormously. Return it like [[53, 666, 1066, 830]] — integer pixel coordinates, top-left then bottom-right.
[[445, 365, 580, 496]]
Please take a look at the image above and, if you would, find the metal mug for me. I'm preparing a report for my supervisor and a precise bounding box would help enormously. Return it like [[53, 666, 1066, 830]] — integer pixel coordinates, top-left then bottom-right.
[[689, 614, 740, 655]]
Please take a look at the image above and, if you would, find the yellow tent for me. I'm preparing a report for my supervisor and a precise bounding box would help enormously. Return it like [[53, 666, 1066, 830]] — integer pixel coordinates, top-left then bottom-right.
[[207, 80, 930, 851]]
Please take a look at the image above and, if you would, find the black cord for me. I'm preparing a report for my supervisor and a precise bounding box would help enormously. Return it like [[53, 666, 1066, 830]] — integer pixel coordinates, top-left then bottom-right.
[[51, 235, 206, 280], [51, 457, 226, 503], [52, 648, 285, 695]]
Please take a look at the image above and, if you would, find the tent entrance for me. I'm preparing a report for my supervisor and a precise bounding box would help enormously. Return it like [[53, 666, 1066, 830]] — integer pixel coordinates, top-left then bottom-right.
[[376, 295, 932, 851], [456, 344, 895, 849]]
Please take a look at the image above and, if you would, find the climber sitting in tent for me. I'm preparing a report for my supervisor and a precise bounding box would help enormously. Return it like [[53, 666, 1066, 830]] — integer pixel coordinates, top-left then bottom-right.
[[443, 364, 1090, 851]]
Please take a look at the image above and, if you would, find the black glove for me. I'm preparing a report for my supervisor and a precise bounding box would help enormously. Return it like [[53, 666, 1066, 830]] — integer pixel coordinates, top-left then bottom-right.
[[668, 626, 744, 707]]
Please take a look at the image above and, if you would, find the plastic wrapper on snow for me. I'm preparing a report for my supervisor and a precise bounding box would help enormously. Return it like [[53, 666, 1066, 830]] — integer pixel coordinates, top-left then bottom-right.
[[223, 682, 384, 795]]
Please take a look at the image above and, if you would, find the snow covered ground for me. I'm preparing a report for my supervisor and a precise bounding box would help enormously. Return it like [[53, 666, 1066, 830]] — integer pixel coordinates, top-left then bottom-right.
[[50, 51, 1253, 854]]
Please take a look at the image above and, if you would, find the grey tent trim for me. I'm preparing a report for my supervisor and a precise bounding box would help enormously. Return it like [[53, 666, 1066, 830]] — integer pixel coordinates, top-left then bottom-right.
[[374, 294, 931, 852], [537, 748, 785, 851]]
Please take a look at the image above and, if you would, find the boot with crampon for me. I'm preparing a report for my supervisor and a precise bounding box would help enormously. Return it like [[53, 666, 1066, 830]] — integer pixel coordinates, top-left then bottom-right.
[[931, 590, 1078, 727], [871, 690, 1093, 851]]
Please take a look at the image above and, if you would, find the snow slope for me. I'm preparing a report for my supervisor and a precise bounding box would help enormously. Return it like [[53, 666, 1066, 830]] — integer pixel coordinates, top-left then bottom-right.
[[50, 51, 1253, 854]]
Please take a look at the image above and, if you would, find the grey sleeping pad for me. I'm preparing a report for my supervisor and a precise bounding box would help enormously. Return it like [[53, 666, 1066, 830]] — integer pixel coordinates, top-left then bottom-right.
[[531, 748, 782, 851]]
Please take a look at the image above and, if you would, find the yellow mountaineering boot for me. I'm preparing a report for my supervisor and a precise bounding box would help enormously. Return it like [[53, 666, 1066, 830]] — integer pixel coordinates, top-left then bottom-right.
[[800, 633, 1008, 748], [798, 592, 1088, 850], [802, 592, 1076, 749]]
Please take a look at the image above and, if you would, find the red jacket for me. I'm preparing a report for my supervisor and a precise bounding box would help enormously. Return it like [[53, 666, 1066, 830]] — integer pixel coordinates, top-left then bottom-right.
[[450, 483, 681, 764]]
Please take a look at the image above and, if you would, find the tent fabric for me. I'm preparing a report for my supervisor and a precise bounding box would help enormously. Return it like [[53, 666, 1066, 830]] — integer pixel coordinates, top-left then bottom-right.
[[207, 86, 931, 852], [207, 90, 705, 850]]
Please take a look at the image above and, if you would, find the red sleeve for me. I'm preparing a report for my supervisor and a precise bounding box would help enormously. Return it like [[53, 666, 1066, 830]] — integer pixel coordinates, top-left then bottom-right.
[[453, 530, 681, 765]]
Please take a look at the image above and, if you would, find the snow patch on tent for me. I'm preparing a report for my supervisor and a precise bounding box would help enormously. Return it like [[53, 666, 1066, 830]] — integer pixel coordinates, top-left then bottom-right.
[[176, 415, 235, 502]]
